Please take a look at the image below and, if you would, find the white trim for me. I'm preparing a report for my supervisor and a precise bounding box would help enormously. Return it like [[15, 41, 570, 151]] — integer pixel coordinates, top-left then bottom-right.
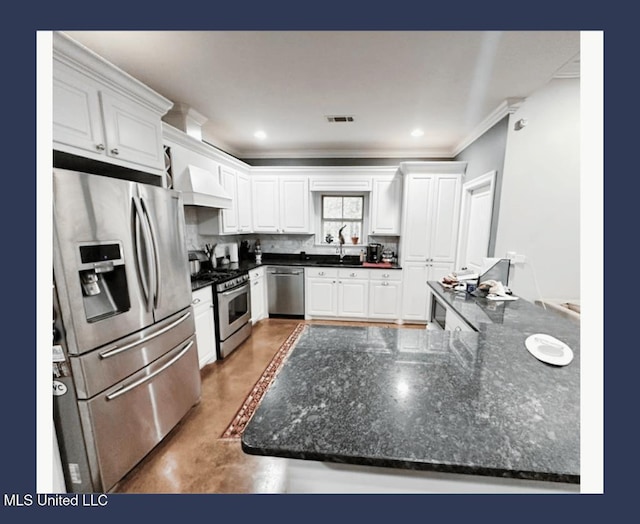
[[53, 31, 173, 115], [162, 122, 251, 172], [455, 170, 497, 269], [399, 161, 467, 176], [451, 99, 524, 157], [236, 147, 453, 159], [251, 165, 397, 176]]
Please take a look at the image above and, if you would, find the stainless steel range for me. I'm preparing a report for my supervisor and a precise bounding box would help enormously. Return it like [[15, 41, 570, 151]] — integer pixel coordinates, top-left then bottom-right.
[[192, 266, 252, 359]]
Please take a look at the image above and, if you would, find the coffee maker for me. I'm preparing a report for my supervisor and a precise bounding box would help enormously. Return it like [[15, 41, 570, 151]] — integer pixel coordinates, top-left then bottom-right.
[[366, 243, 383, 263]]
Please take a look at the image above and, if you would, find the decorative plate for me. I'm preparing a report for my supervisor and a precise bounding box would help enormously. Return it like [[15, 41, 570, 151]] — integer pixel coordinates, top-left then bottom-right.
[[524, 334, 574, 366]]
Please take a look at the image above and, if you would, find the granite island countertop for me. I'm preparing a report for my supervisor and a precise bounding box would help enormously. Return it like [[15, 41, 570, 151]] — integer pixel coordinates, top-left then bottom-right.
[[241, 285, 580, 486]]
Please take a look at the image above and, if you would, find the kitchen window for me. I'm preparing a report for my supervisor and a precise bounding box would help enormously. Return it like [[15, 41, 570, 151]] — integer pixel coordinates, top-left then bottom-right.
[[321, 195, 364, 245]]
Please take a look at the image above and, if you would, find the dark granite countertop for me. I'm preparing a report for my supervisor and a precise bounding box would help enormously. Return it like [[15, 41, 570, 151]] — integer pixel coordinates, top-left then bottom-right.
[[427, 281, 581, 333], [241, 286, 580, 484]]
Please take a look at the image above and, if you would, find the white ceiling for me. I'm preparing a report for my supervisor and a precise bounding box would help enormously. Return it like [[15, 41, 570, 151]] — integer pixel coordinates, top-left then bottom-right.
[[62, 30, 580, 159]]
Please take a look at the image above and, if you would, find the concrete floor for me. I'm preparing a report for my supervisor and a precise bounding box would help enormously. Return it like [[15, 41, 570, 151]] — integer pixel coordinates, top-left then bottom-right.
[[111, 318, 422, 494]]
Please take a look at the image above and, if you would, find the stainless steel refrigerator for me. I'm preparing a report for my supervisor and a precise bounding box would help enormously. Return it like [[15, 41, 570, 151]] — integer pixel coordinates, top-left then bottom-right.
[[52, 168, 201, 493]]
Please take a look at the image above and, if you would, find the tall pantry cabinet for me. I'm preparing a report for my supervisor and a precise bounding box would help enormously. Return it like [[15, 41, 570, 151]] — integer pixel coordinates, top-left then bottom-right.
[[398, 162, 467, 322]]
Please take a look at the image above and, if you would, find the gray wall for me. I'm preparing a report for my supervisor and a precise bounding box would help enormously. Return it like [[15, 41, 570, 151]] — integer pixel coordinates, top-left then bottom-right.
[[454, 117, 509, 256]]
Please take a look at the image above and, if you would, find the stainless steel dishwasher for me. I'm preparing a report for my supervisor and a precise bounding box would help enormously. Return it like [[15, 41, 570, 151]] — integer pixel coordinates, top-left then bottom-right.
[[267, 266, 305, 318]]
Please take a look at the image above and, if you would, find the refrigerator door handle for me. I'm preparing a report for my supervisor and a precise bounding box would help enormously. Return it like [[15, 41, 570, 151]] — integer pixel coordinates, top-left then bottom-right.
[[140, 196, 160, 310], [106, 340, 194, 400], [132, 196, 153, 311], [98, 311, 192, 359]]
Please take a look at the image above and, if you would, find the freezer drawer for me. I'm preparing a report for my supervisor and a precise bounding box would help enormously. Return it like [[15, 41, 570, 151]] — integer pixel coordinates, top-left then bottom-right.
[[78, 335, 201, 492], [70, 307, 195, 399]]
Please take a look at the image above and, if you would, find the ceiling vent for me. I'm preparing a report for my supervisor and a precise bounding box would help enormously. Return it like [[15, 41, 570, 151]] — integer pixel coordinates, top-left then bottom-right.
[[326, 115, 355, 123]]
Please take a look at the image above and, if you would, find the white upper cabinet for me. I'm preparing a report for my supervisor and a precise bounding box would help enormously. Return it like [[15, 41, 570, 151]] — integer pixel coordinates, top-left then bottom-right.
[[402, 175, 434, 261], [219, 166, 239, 234], [370, 174, 402, 235], [252, 176, 280, 232], [52, 32, 172, 177], [252, 175, 309, 233], [236, 171, 253, 233], [197, 164, 253, 235], [399, 163, 465, 264], [279, 177, 309, 233]]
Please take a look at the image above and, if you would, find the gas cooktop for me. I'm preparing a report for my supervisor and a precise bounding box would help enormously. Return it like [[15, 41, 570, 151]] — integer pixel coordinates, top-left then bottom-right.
[[191, 266, 249, 291]]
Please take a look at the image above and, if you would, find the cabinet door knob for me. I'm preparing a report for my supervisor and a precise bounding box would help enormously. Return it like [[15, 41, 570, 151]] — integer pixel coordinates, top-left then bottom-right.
[[383, 273, 389, 277], [96, 143, 105, 151], [192, 298, 200, 305], [319, 271, 325, 276], [111, 148, 119, 155], [382, 282, 389, 286], [350, 272, 356, 277]]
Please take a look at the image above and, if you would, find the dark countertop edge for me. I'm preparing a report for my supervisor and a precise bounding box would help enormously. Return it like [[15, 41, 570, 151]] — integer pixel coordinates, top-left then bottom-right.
[[191, 280, 214, 292], [241, 442, 579, 485], [252, 257, 401, 270]]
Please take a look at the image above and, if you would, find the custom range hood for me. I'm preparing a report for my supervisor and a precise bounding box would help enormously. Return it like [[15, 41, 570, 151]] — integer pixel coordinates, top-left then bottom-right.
[[181, 164, 232, 209], [164, 103, 232, 209]]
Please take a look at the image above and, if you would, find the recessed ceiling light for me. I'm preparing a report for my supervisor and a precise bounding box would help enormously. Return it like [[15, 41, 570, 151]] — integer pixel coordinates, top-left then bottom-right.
[[254, 130, 267, 140], [411, 129, 424, 137]]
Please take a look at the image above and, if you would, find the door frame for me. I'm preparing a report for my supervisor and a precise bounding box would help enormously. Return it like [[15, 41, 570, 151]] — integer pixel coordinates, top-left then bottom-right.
[[455, 170, 496, 270]]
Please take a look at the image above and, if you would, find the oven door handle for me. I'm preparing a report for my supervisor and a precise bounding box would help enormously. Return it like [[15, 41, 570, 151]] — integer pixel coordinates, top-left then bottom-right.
[[219, 282, 249, 298]]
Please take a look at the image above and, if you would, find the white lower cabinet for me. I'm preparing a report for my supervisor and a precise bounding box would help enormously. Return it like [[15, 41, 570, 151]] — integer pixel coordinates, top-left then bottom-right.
[[305, 268, 339, 317], [192, 287, 217, 368], [305, 268, 402, 321], [369, 271, 403, 320], [402, 262, 453, 322], [250, 267, 267, 323], [337, 269, 369, 318]]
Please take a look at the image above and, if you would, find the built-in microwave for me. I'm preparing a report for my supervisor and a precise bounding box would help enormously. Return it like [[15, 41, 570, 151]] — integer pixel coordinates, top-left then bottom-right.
[[431, 295, 447, 330]]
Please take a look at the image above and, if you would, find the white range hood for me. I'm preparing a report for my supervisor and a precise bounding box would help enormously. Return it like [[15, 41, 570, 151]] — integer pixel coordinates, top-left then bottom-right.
[[180, 164, 232, 209]]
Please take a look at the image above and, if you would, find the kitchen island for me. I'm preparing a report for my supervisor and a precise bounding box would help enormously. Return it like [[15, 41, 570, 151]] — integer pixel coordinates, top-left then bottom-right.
[[241, 282, 580, 493]]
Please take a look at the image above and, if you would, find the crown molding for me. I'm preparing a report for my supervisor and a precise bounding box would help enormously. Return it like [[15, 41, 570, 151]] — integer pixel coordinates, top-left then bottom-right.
[[53, 31, 173, 115], [162, 123, 250, 171], [451, 98, 524, 157], [233, 146, 453, 160], [399, 161, 468, 176], [250, 165, 398, 175]]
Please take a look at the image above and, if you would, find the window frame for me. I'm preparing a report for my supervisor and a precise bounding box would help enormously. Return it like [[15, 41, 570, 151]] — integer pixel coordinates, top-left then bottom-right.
[[315, 192, 369, 247]]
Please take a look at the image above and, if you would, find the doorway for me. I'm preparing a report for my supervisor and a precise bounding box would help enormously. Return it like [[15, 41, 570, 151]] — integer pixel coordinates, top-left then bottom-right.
[[456, 171, 496, 273]]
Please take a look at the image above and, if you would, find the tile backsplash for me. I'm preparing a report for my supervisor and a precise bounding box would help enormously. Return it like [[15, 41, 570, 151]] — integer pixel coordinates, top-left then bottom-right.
[[183, 207, 398, 257]]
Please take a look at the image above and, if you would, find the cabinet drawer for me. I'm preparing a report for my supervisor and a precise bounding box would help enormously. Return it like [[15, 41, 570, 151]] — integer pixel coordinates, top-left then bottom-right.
[[338, 268, 369, 280], [250, 267, 265, 280], [369, 270, 402, 282], [306, 267, 338, 278], [191, 287, 213, 310]]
